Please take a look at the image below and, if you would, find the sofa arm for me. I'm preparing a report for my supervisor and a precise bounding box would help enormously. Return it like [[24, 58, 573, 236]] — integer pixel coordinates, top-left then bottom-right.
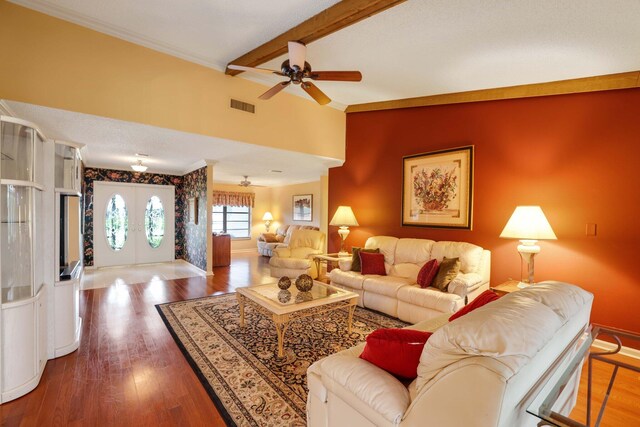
[[321, 355, 410, 425], [272, 247, 291, 258], [338, 259, 352, 271], [448, 273, 483, 299], [289, 247, 322, 259]]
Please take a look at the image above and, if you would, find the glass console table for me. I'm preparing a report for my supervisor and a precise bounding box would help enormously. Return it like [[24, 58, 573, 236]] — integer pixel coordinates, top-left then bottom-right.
[[527, 324, 640, 427]]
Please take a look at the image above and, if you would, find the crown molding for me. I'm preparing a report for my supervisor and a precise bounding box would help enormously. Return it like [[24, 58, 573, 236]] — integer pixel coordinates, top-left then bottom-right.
[[346, 70, 640, 113], [8, 0, 225, 71]]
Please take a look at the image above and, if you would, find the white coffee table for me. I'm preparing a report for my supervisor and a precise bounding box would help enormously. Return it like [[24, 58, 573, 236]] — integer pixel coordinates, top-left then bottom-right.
[[236, 281, 359, 357]]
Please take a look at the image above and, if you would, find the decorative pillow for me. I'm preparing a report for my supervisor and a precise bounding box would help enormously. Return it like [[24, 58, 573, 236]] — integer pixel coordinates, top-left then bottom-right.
[[360, 252, 386, 275], [432, 257, 460, 291], [351, 247, 380, 272], [258, 232, 278, 243], [417, 259, 439, 288], [360, 328, 433, 379], [449, 290, 500, 322], [275, 234, 285, 242]]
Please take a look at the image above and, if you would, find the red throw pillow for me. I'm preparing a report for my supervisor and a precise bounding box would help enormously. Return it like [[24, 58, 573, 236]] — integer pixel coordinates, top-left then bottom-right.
[[360, 252, 386, 275], [360, 328, 433, 379], [449, 289, 500, 322], [417, 259, 439, 288]]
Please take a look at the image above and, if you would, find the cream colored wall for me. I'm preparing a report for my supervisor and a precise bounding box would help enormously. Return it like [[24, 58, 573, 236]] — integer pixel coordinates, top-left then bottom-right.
[[212, 183, 272, 252], [270, 181, 323, 231], [0, 2, 346, 161]]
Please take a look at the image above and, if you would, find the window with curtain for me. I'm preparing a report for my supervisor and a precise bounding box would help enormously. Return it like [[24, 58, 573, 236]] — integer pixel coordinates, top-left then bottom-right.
[[212, 205, 251, 238]]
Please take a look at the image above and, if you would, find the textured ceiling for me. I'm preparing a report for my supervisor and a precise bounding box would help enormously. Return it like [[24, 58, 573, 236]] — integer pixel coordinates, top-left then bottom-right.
[[6, 101, 342, 186]]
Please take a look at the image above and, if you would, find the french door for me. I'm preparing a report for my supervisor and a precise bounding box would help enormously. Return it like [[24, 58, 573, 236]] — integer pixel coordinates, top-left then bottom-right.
[[93, 182, 175, 267]]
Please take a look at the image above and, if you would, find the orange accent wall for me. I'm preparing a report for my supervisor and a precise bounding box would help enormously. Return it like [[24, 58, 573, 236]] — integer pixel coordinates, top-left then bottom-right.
[[329, 88, 640, 335]]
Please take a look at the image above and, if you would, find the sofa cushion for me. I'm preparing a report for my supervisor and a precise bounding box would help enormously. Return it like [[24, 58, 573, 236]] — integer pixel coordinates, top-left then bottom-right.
[[365, 236, 398, 267], [276, 224, 289, 236], [513, 280, 592, 324], [397, 285, 461, 313], [351, 247, 380, 272], [363, 276, 414, 297], [416, 292, 564, 390], [288, 229, 324, 250], [360, 252, 387, 275], [431, 241, 484, 274], [447, 272, 483, 296], [449, 289, 500, 322], [432, 257, 460, 291], [394, 238, 435, 265], [321, 355, 410, 425], [417, 259, 439, 288], [269, 256, 311, 270], [360, 329, 433, 379], [330, 269, 366, 290]]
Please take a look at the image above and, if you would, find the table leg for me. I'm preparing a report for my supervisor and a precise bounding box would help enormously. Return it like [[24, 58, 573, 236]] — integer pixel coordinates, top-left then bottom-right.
[[237, 293, 245, 327], [274, 314, 290, 358], [347, 301, 357, 334]]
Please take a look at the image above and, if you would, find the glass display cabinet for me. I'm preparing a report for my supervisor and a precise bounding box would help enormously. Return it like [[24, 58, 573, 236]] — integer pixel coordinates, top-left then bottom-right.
[[0, 116, 47, 403]]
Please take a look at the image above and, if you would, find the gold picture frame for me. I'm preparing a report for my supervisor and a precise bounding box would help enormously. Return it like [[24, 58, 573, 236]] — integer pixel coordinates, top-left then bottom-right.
[[402, 146, 473, 229], [188, 196, 198, 225]]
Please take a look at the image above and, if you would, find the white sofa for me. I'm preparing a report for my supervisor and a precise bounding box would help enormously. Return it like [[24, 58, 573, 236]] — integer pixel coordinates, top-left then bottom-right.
[[329, 236, 491, 324], [257, 224, 319, 256], [307, 281, 594, 427], [269, 229, 326, 279]]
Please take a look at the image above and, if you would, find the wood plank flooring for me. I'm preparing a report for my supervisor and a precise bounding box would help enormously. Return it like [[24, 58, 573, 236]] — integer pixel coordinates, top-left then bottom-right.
[[0, 253, 638, 426]]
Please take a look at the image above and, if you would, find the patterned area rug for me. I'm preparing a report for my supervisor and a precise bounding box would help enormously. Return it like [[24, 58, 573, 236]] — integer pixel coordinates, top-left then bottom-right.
[[157, 292, 408, 427]]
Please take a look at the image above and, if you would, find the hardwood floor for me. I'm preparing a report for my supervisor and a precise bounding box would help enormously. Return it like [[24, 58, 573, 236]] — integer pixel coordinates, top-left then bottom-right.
[[1, 253, 638, 426]]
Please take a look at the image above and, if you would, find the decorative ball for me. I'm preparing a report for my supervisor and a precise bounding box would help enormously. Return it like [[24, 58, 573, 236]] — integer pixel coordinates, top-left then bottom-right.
[[278, 276, 292, 290], [278, 290, 291, 303], [295, 274, 314, 292], [295, 291, 313, 303]]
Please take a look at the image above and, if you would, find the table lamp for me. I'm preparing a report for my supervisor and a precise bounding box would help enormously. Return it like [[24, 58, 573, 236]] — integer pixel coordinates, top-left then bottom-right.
[[262, 211, 274, 232], [329, 206, 359, 256], [499, 206, 557, 286]]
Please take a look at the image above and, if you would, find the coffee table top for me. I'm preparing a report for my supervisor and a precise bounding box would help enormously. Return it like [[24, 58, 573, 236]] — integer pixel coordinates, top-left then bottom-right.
[[236, 281, 358, 315]]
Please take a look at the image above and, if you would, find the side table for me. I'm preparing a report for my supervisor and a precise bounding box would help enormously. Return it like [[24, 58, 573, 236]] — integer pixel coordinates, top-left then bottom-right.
[[313, 253, 351, 282], [491, 279, 528, 297]]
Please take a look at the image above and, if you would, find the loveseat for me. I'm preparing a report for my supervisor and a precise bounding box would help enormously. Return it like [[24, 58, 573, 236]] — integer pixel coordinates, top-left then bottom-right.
[[329, 236, 491, 324], [307, 281, 594, 427], [257, 224, 319, 256]]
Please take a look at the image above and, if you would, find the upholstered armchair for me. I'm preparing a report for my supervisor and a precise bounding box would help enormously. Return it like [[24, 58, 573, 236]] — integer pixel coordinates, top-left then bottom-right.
[[269, 229, 326, 279]]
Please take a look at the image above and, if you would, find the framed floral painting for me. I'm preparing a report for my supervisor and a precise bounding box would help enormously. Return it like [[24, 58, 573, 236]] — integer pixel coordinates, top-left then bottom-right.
[[293, 194, 313, 221], [402, 146, 473, 229]]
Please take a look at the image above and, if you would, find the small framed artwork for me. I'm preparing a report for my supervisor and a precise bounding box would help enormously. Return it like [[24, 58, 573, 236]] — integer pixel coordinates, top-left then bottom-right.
[[292, 194, 313, 222], [402, 146, 473, 229], [188, 196, 198, 225]]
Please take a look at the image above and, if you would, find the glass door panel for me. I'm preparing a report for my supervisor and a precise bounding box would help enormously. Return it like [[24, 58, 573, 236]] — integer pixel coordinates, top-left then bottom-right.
[[1, 185, 33, 302], [1, 121, 34, 182]]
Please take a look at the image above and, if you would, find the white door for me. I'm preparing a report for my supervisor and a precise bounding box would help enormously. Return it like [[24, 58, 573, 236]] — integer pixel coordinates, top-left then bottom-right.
[[94, 182, 175, 267], [135, 185, 174, 264]]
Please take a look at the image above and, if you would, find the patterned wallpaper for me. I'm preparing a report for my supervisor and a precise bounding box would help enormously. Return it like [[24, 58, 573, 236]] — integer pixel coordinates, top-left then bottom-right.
[[83, 168, 185, 266], [181, 167, 208, 271]]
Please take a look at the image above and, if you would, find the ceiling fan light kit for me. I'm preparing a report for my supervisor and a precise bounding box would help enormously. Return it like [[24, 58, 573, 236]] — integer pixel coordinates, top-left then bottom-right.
[[228, 41, 362, 106]]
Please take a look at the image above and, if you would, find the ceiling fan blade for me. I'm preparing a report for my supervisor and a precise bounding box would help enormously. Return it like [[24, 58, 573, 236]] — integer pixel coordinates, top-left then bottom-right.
[[301, 81, 331, 105], [227, 64, 282, 75], [258, 81, 290, 100], [288, 41, 306, 69], [309, 71, 362, 82]]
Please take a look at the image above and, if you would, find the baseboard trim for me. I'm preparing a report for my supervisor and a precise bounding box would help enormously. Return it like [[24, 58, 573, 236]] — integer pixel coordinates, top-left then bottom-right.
[[593, 339, 640, 360]]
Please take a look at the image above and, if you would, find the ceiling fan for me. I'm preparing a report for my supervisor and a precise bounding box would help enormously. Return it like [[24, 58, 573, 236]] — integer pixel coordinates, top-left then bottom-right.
[[227, 41, 362, 105], [238, 175, 265, 188]]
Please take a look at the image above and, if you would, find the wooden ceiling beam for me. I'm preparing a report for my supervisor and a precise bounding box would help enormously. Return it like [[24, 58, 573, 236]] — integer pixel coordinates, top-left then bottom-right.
[[345, 71, 640, 113], [225, 0, 406, 76]]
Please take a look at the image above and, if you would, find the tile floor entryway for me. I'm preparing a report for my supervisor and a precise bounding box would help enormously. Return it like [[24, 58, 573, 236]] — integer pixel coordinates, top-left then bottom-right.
[[81, 259, 207, 290]]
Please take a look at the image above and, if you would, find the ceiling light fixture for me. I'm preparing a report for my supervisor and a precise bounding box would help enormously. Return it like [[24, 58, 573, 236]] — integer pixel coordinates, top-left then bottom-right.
[[131, 159, 148, 172]]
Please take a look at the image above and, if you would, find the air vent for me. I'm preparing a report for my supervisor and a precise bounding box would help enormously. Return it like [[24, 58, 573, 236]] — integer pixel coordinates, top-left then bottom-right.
[[230, 99, 256, 114]]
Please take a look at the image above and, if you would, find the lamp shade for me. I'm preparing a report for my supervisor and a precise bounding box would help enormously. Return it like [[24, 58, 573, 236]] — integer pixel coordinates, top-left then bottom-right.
[[500, 206, 557, 240], [330, 206, 359, 227], [262, 212, 274, 221]]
